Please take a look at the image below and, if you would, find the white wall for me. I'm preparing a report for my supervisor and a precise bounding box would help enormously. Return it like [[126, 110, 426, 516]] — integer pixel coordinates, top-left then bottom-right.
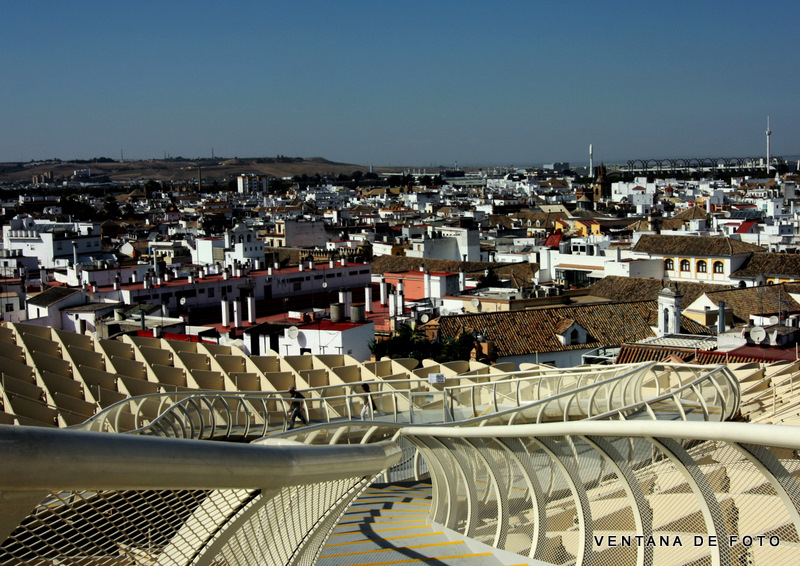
[[278, 322, 375, 361]]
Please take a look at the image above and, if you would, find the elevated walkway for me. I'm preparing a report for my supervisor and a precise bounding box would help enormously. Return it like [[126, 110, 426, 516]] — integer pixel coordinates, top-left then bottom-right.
[[319, 481, 536, 566]]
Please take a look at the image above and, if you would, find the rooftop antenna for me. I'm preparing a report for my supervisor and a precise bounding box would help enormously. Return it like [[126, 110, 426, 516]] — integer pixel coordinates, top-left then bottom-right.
[[766, 116, 772, 174], [589, 144, 594, 178]]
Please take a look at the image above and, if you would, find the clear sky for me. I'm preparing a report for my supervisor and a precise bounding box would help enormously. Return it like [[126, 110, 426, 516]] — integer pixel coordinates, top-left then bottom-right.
[[2, 0, 797, 166]]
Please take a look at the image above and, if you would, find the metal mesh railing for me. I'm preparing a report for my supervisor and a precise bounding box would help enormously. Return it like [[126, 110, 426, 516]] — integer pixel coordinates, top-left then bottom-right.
[[72, 362, 741, 446], [0, 425, 400, 566], [401, 421, 800, 565]]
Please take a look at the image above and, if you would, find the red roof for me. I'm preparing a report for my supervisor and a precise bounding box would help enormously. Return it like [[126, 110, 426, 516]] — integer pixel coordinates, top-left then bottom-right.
[[735, 220, 757, 234], [544, 233, 563, 249]]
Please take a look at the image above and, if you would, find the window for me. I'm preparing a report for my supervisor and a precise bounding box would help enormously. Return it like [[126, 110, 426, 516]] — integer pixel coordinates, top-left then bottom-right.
[[680, 260, 690, 272], [665, 258, 674, 270], [697, 260, 707, 273], [713, 261, 724, 273], [208, 288, 215, 298]]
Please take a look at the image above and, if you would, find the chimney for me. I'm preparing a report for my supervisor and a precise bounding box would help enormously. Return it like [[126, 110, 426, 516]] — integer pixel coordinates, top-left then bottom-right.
[[247, 294, 257, 323], [459, 270, 466, 292], [364, 285, 372, 313], [398, 282, 405, 316], [329, 258, 335, 269], [718, 301, 726, 333], [380, 276, 387, 306], [232, 299, 243, 328], [424, 270, 431, 298], [221, 296, 230, 327]]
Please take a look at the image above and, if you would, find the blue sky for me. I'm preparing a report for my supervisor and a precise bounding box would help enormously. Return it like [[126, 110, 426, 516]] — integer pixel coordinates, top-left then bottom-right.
[[2, 0, 797, 166]]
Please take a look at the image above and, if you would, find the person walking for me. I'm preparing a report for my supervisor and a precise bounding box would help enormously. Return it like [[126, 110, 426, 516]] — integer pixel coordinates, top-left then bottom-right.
[[287, 385, 308, 430], [360, 383, 378, 420]]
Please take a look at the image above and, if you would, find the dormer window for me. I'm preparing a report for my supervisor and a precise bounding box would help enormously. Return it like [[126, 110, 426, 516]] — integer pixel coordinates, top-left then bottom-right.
[[555, 319, 587, 346]]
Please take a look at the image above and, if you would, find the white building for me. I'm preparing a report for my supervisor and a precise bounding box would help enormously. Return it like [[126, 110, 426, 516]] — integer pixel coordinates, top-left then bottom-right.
[[3, 216, 104, 269], [405, 226, 481, 262], [192, 224, 265, 268], [237, 174, 268, 194], [276, 319, 375, 361]]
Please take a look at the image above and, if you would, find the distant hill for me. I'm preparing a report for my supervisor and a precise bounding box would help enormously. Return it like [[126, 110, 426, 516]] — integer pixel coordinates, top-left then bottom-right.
[[0, 157, 396, 184]]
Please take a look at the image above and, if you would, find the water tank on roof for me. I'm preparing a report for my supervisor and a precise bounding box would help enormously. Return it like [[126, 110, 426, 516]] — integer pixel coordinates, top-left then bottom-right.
[[330, 303, 345, 323], [351, 303, 366, 323]]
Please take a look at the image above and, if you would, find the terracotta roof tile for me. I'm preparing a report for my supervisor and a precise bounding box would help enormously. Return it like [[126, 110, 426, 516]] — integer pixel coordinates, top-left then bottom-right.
[[588, 276, 735, 307], [731, 252, 800, 279], [632, 234, 764, 256], [433, 300, 712, 358]]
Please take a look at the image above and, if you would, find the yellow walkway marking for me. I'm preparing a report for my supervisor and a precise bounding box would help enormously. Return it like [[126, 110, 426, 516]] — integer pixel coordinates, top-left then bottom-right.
[[353, 499, 430, 507], [344, 511, 428, 519], [338, 552, 493, 566], [321, 540, 461, 558], [324, 531, 445, 548], [331, 524, 433, 536], [338, 515, 428, 523], [335, 519, 428, 528]]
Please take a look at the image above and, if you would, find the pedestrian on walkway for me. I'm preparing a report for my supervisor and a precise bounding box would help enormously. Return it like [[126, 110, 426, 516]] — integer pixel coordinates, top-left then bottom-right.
[[287, 385, 308, 430], [361, 383, 378, 420]]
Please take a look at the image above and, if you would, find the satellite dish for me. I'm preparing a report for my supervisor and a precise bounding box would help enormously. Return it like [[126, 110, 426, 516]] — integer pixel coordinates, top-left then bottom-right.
[[769, 315, 779, 326], [750, 326, 766, 343], [322, 281, 328, 288], [287, 326, 299, 340], [440, 308, 450, 316], [420, 313, 430, 323], [179, 297, 187, 306], [471, 298, 481, 308]]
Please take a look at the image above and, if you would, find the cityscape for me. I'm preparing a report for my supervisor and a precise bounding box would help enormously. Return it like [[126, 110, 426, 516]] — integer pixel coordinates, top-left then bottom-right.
[[1, 2, 799, 565]]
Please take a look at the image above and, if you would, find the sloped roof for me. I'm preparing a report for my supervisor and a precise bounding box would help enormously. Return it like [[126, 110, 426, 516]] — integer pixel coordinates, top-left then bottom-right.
[[672, 206, 709, 220], [703, 283, 800, 323], [625, 218, 685, 231], [735, 220, 757, 234], [615, 345, 759, 365], [730, 252, 800, 279], [543, 233, 563, 248], [632, 234, 765, 256], [588, 276, 735, 307], [27, 286, 81, 308], [432, 300, 712, 358]]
